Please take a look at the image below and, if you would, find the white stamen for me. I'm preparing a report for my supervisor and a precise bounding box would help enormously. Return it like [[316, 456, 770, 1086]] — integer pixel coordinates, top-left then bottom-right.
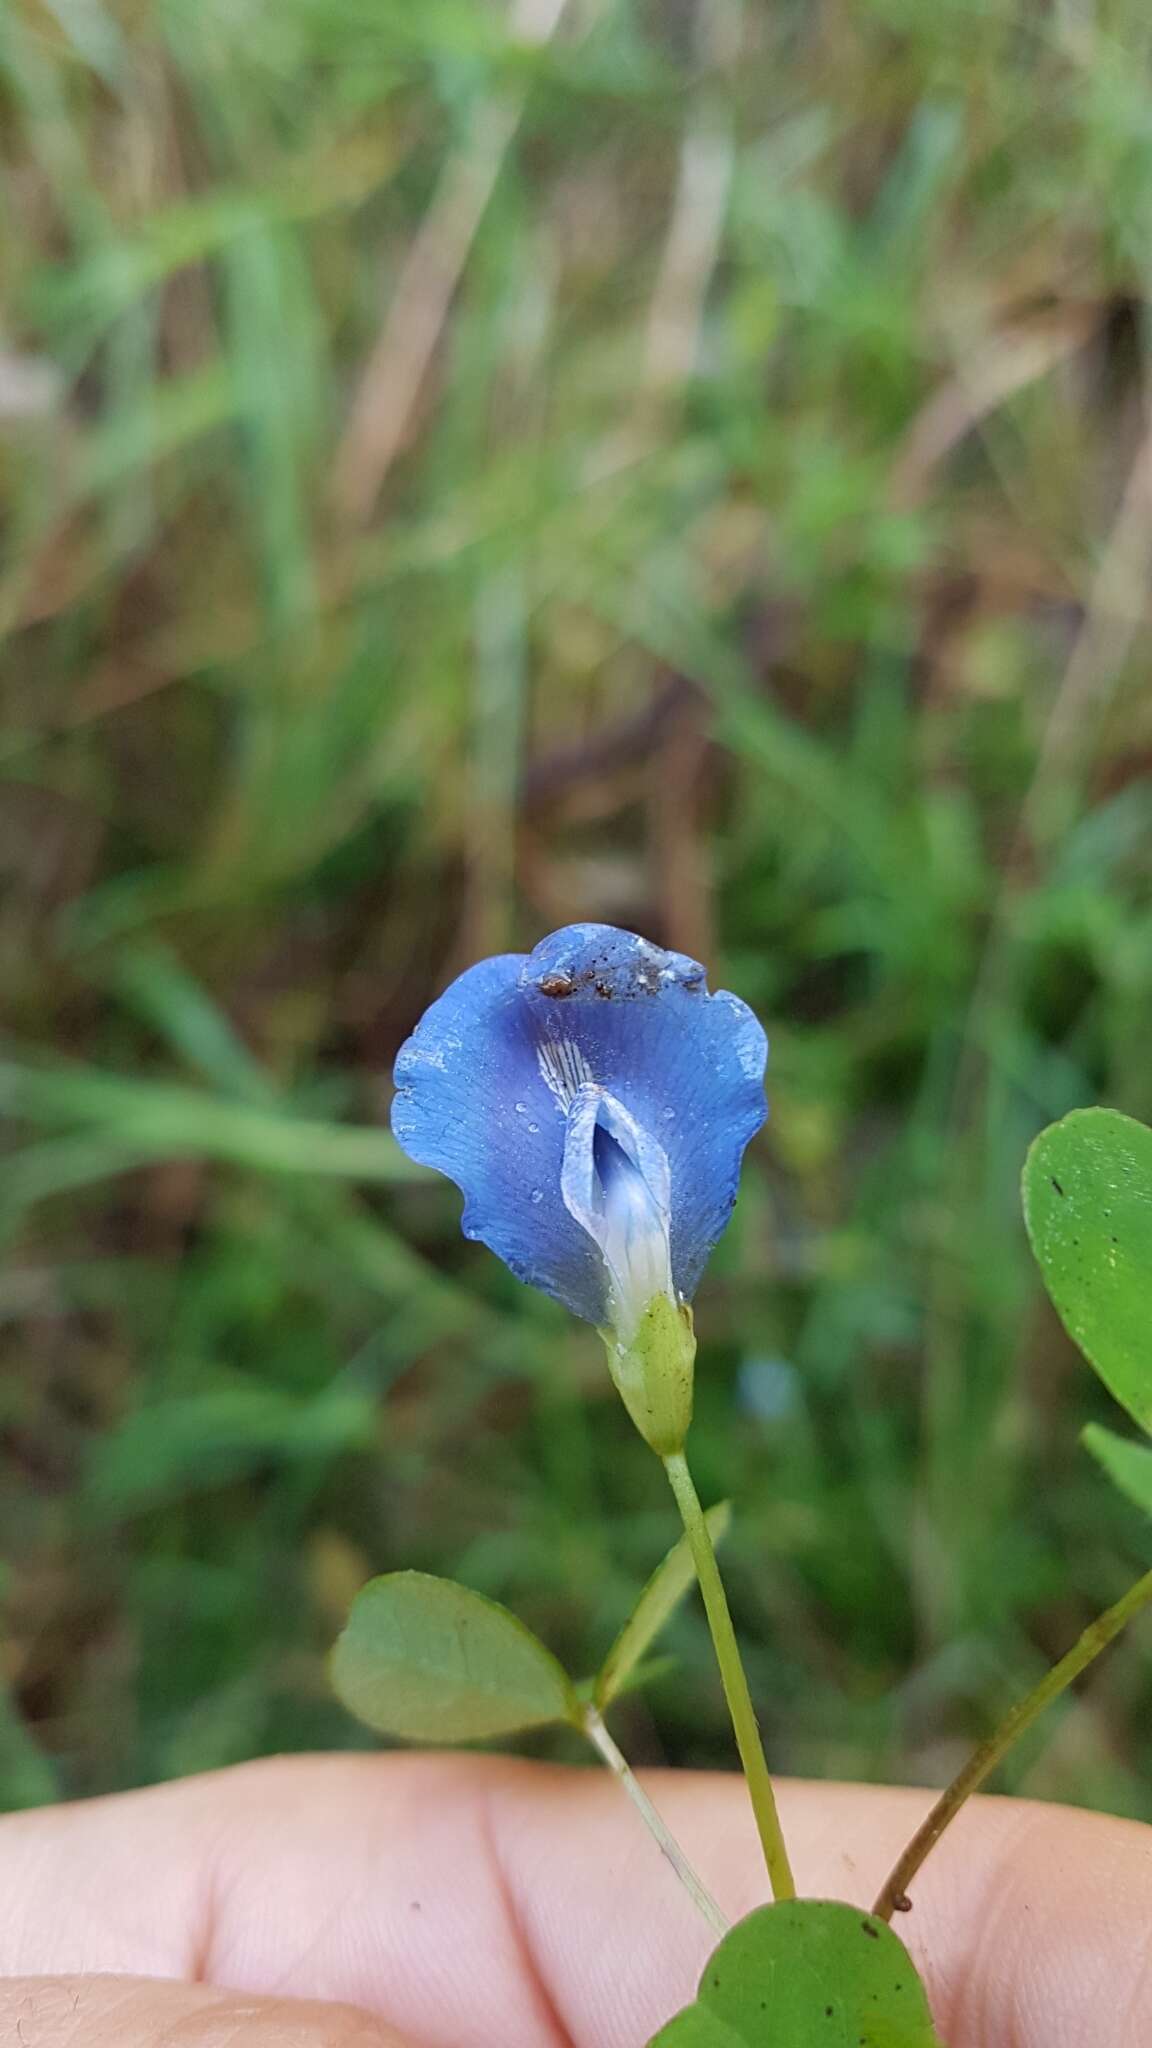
[[537, 1036, 595, 1112]]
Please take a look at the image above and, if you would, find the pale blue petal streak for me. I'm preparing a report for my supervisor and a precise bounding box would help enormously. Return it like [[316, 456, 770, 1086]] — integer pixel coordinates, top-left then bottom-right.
[[560, 1084, 673, 1337]]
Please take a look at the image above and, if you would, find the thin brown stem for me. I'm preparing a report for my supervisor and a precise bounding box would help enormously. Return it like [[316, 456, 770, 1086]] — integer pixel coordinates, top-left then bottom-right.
[[873, 1564, 1152, 1921]]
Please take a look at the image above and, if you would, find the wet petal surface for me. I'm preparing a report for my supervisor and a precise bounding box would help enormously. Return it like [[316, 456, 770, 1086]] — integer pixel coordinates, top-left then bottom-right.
[[390, 924, 768, 1324]]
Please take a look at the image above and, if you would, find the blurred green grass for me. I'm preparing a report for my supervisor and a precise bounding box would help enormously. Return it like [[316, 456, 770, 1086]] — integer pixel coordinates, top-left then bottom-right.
[[3, 0, 1152, 1818]]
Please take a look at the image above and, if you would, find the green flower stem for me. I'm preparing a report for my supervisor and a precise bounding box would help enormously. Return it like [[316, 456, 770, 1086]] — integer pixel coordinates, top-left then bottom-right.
[[663, 1450, 796, 1902], [583, 1705, 729, 1936], [873, 1562, 1152, 1921]]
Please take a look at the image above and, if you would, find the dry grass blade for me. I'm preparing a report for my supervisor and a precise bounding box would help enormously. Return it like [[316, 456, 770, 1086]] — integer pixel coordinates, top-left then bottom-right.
[[1026, 408, 1152, 843], [639, 0, 742, 413], [329, 0, 573, 525], [888, 303, 1101, 512]]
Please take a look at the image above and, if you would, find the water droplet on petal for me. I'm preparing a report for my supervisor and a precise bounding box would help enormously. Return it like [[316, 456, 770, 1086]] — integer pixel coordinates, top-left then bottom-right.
[[527, 1122, 540, 1133], [514, 1102, 527, 1114], [662, 1107, 676, 1120], [531, 1188, 544, 1204]]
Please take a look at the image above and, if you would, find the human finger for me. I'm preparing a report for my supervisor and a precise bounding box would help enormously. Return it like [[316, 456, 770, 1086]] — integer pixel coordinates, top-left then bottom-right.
[[0, 1756, 1149, 2046], [0, 1973, 408, 2048]]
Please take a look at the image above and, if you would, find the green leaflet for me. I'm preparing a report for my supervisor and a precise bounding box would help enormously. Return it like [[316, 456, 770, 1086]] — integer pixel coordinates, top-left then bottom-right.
[[648, 1900, 943, 2048], [331, 1570, 580, 1743], [1083, 1423, 1152, 1517], [1023, 1108, 1152, 1436]]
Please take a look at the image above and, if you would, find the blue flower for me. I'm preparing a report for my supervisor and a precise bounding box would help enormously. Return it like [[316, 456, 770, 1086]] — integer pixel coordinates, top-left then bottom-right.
[[390, 924, 768, 1350]]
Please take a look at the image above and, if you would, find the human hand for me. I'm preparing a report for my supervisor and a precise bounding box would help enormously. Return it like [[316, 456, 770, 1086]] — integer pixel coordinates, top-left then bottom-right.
[[0, 1754, 1148, 2045]]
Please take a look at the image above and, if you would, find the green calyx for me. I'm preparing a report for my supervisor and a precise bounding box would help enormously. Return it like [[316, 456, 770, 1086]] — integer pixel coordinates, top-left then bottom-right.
[[603, 1292, 696, 1455]]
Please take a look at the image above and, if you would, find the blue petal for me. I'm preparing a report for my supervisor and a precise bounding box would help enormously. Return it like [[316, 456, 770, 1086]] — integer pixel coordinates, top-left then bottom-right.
[[390, 924, 768, 1323], [390, 951, 608, 1321]]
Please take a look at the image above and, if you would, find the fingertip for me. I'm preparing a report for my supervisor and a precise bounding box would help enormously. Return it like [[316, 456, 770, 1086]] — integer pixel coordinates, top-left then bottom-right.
[[0, 1976, 412, 2048]]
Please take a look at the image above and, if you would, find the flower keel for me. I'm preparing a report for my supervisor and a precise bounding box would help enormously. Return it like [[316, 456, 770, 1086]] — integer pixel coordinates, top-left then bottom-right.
[[560, 1085, 673, 1344], [559, 1082, 694, 1452]]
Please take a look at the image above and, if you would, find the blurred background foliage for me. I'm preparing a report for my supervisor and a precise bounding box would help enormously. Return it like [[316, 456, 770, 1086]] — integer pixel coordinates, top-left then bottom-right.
[[3, 0, 1152, 1819]]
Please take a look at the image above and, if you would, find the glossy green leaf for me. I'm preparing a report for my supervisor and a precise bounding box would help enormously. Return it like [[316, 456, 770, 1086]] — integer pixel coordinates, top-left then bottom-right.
[[595, 1502, 731, 1709], [1083, 1423, 1152, 1516], [648, 1900, 942, 2048], [331, 1571, 580, 1743], [1023, 1108, 1152, 1433]]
